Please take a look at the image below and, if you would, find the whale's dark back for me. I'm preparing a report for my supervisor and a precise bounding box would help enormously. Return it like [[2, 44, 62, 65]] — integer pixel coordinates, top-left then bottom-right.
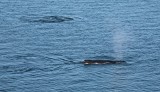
[[20, 16, 73, 23], [82, 60, 126, 65]]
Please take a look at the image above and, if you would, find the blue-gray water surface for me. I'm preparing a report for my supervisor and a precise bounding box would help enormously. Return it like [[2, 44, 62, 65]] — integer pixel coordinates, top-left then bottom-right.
[[0, 0, 160, 92]]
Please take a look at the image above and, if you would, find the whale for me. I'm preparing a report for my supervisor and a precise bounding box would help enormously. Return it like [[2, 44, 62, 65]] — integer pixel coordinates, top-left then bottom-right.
[[20, 16, 73, 23], [82, 60, 126, 65], [33, 16, 74, 23]]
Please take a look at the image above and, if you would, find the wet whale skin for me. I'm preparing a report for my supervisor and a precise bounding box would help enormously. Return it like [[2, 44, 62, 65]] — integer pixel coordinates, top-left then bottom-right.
[[34, 16, 74, 23], [21, 16, 73, 23], [82, 60, 126, 64]]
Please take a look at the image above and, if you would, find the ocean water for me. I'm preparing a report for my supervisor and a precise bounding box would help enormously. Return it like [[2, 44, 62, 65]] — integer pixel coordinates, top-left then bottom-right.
[[0, 0, 160, 92]]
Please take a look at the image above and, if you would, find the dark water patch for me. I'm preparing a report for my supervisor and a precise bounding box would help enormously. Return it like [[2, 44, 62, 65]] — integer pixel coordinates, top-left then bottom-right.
[[0, 89, 14, 92], [0, 90, 7, 92], [0, 63, 39, 74], [5, 53, 55, 62], [20, 16, 74, 23]]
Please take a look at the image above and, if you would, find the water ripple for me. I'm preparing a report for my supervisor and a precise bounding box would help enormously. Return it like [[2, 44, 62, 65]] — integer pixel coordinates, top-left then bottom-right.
[[0, 63, 38, 74]]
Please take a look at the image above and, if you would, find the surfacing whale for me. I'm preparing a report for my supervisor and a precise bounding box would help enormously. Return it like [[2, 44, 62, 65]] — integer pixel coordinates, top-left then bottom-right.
[[82, 60, 126, 65], [34, 16, 73, 23], [20, 16, 73, 23]]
